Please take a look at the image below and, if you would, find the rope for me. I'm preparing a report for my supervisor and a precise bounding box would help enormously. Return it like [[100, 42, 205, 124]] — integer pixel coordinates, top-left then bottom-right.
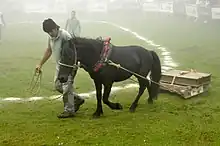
[[107, 60, 160, 85], [58, 62, 78, 69], [107, 60, 180, 93], [27, 70, 42, 95], [107, 60, 201, 97]]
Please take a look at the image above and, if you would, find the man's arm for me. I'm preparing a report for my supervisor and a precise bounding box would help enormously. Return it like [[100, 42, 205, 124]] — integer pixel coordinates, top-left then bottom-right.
[[39, 39, 52, 66]]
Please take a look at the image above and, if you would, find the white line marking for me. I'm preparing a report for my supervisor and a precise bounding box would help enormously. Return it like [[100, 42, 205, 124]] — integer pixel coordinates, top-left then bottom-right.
[[2, 98, 21, 101], [161, 51, 170, 56], [0, 84, 139, 102]]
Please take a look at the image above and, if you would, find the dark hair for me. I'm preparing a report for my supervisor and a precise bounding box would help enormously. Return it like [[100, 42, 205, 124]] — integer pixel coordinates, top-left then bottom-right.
[[42, 18, 60, 33]]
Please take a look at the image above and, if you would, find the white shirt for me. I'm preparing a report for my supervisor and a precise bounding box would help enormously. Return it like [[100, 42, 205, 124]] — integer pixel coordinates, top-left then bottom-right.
[[49, 28, 72, 64]]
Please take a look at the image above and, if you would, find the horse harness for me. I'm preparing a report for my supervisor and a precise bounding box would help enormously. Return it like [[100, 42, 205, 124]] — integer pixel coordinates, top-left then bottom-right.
[[93, 37, 112, 72], [58, 37, 113, 72], [58, 39, 78, 70]]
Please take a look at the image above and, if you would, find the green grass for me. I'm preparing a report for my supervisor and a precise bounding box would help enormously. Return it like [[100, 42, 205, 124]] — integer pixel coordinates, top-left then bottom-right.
[[0, 14, 220, 145]]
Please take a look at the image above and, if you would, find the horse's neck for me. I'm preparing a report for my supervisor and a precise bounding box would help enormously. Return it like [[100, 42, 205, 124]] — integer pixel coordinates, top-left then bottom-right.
[[77, 40, 102, 68]]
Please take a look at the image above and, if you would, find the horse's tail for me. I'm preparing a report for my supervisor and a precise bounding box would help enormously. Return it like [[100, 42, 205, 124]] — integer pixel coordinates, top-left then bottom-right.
[[150, 51, 161, 99]]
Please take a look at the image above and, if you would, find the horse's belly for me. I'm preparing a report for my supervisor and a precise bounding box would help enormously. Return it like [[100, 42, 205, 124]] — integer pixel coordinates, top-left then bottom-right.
[[113, 69, 132, 82], [114, 76, 131, 82], [100, 65, 132, 82]]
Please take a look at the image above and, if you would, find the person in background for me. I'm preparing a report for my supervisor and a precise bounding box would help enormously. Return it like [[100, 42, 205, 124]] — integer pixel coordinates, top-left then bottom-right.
[[0, 12, 6, 42], [65, 10, 81, 37]]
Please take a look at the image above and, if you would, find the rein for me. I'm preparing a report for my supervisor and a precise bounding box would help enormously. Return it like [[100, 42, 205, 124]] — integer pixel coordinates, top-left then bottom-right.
[[58, 39, 79, 70], [58, 62, 79, 69]]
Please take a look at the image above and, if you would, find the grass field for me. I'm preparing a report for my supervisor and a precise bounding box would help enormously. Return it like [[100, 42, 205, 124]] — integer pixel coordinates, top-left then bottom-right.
[[0, 13, 220, 145]]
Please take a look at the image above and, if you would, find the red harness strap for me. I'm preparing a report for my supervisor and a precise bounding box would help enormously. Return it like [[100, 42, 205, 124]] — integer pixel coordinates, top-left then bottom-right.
[[93, 37, 112, 72]]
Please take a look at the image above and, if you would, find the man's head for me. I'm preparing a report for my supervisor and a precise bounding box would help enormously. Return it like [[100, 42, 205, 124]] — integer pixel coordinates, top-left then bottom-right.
[[42, 18, 60, 38], [71, 11, 76, 19]]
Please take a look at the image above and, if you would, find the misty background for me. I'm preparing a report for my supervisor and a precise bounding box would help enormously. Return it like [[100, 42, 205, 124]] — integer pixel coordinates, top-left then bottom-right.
[[1, 0, 219, 24], [0, 0, 142, 23]]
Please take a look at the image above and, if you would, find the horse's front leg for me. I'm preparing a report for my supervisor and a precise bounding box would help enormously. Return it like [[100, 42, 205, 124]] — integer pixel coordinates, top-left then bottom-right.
[[93, 79, 103, 118], [103, 83, 123, 110]]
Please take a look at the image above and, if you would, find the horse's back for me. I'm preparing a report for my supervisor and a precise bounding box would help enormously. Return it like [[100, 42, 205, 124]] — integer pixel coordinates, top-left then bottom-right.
[[111, 45, 153, 64], [108, 45, 154, 77]]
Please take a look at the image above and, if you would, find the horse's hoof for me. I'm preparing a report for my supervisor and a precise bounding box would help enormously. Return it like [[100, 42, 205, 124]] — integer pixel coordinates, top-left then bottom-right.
[[129, 108, 136, 113], [92, 113, 101, 119], [92, 111, 102, 118], [129, 104, 137, 112], [116, 103, 123, 110], [92, 115, 100, 119], [148, 99, 153, 104]]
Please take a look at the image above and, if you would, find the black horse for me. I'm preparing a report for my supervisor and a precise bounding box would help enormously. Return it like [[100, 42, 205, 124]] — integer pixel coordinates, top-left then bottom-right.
[[58, 37, 161, 118]]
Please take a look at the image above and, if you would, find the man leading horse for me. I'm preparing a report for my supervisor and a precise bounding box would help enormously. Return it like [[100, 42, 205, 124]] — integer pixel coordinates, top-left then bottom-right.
[[35, 18, 84, 118]]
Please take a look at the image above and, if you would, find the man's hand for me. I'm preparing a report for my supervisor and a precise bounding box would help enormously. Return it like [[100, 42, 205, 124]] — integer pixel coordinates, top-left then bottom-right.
[[35, 47, 52, 74], [35, 64, 42, 73]]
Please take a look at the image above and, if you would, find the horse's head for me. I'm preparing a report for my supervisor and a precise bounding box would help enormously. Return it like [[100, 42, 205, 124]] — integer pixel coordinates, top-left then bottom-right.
[[57, 39, 77, 83], [57, 37, 103, 83]]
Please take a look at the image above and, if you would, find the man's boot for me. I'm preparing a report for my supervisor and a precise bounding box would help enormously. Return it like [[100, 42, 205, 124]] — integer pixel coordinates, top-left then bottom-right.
[[57, 111, 75, 119], [74, 95, 85, 112]]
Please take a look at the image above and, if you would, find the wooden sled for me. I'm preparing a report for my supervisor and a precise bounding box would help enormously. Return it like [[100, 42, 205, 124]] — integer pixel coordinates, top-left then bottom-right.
[[160, 69, 211, 99]]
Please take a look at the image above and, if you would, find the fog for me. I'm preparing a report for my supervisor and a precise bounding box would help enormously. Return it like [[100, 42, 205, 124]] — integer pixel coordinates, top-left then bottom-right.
[[1, 0, 219, 24], [0, 0, 144, 23]]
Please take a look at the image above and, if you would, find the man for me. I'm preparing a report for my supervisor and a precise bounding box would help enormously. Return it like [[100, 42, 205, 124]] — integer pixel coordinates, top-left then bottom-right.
[[35, 18, 84, 118], [65, 10, 81, 37], [0, 12, 5, 42]]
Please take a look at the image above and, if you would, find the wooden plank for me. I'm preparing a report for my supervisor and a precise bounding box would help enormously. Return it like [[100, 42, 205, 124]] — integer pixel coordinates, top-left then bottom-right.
[[160, 82, 210, 99], [161, 69, 212, 87], [162, 70, 211, 80]]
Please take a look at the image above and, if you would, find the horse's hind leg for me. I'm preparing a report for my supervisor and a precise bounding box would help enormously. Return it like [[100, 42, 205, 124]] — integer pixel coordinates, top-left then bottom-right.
[[129, 78, 147, 112], [102, 83, 123, 110], [146, 81, 153, 104]]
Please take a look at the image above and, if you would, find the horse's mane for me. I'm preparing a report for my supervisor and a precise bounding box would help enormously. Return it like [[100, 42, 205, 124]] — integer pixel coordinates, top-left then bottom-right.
[[74, 37, 103, 45], [72, 37, 106, 54]]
